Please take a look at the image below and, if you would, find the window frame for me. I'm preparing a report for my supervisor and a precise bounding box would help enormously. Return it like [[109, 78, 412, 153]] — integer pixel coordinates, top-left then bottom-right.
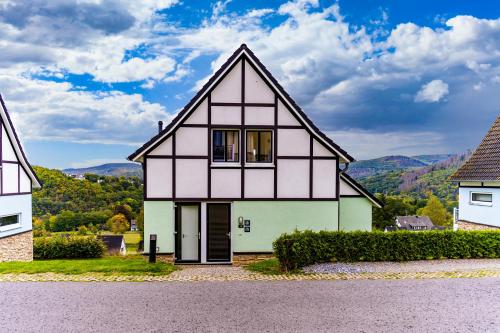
[[245, 129, 274, 165], [211, 129, 240, 165], [0, 213, 22, 232], [470, 191, 493, 207]]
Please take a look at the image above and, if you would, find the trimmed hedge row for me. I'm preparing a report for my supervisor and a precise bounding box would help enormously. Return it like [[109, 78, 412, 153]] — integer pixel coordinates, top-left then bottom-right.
[[273, 230, 500, 271], [34, 236, 106, 259]]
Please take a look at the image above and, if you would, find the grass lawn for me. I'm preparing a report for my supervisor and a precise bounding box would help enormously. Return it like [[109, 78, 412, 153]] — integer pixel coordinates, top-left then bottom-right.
[[0, 256, 176, 276], [245, 258, 285, 275]]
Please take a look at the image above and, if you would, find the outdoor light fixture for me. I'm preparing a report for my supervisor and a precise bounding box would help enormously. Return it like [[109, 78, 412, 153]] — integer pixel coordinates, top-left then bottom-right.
[[149, 234, 157, 263]]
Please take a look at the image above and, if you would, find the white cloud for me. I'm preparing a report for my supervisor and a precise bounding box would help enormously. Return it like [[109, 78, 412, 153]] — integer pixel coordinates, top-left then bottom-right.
[[0, 75, 171, 145], [328, 130, 446, 160], [415, 80, 449, 103]]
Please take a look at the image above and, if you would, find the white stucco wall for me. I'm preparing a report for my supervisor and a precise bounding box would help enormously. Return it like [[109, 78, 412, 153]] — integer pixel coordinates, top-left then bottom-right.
[[0, 194, 32, 238], [459, 187, 500, 227], [1, 125, 16, 161]]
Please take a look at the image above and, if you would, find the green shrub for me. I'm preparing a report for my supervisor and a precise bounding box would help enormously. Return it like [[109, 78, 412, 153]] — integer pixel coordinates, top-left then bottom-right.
[[273, 230, 500, 271], [34, 236, 106, 259]]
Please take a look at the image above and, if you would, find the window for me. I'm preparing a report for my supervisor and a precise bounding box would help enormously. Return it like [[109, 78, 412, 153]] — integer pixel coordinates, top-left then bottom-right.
[[212, 130, 239, 162], [246, 131, 272, 163], [470, 192, 493, 206], [0, 214, 20, 231]]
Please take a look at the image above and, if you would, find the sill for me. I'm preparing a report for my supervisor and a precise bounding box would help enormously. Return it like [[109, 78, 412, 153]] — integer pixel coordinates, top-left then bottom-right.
[[211, 162, 241, 167], [469, 202, 493, 207], [0, 224, 22, 232], [244, 163, 274, 168]]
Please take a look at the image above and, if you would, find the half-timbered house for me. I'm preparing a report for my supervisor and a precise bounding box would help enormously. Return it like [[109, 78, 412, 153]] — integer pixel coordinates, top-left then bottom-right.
[[129, 44, 381, 264]]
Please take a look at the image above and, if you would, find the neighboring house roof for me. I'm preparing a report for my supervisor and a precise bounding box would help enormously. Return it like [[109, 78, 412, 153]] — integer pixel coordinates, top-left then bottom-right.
[[0, 94, 41, 188], [97, 235, 126, 253], [450, 116, 500, 181], [128, 44, 354, 163], [340, 172, 383, 208], [395, 216, 435, 230]]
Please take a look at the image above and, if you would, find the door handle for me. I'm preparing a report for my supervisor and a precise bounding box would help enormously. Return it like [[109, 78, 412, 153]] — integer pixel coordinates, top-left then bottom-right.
[[227, 232, 231, 238], [182, 234, 185, 238], [198, 232, 201, 239]]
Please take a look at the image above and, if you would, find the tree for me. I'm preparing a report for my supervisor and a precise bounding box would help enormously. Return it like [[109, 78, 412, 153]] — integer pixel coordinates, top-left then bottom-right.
[[372, 194, 418, 230], [113, 204, 133, 222], [417, 193, 451, 226], [106, 214, 130, 234]]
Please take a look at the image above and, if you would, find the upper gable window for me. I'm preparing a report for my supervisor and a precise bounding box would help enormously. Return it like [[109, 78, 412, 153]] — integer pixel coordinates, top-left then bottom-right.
[[246, 130, 272, 163], [212, 130, 239, 162]]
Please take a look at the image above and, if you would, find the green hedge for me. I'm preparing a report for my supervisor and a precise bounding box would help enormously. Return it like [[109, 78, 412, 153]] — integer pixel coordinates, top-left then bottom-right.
[[34, 236, 106, 259], [273, 230, 500, 271]]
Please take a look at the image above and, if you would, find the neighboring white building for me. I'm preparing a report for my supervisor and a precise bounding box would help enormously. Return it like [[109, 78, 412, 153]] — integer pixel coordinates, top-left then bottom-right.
[[450, 116, 500, 230], [0, 95, 41, 261]]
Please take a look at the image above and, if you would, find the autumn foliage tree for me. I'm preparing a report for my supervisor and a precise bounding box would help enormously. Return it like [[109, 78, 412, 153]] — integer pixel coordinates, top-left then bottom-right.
[[417, 193, 452, 226], [106, 214, 130, 234]]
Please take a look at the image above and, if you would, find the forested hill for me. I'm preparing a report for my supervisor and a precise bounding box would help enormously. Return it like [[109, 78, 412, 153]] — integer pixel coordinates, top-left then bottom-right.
[[63, 163, 142, 178], [351, 153, 470, 201], [32, 166, 143, 217]]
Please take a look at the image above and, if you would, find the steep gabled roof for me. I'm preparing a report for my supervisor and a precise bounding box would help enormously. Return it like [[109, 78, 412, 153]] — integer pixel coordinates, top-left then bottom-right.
[[340, 172, 382, 208], [0, 94, 41, 188], [450, 116, 500, 181], [128, 44, 354, 163]]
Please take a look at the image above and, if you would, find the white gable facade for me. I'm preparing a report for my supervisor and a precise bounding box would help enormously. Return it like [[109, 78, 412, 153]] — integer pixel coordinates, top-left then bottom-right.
[[129, 45, 381, 264], [0, 96, 40, 262]]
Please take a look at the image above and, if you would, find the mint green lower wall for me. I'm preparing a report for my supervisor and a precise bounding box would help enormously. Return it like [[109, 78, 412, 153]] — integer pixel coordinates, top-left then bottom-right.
[[143, 199, 372, 255], [232, 201, 338, 252], [144, 201, 174, 253], [339, 197, 372, 231]]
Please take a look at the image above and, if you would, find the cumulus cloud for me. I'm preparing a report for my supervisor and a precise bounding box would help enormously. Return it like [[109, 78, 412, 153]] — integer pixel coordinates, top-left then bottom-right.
[[415, 80, 449, 103], [1, 0, 500, 158], [1, 75, 171, 145]]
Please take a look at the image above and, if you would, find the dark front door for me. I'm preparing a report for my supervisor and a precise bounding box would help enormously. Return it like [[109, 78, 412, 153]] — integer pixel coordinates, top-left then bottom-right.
[[207, 203, 231, 262], [175, 203, 201, 263]]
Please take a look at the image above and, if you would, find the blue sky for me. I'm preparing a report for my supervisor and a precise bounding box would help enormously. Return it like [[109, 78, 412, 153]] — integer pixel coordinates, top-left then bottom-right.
[[0, 0, 499, 169]]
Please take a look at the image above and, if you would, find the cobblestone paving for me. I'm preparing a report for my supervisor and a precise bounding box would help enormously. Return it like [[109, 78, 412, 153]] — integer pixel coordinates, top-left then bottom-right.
[[0, 267, 499, 282]]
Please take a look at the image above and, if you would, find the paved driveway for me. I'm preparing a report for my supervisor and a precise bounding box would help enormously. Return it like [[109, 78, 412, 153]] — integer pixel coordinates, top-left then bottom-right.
[[1, 278, 499, 332]]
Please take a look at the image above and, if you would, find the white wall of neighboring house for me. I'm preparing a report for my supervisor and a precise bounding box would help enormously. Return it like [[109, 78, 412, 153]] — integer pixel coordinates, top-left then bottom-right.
[[0, 194, 33, 237], [459, 186, 500, 227]]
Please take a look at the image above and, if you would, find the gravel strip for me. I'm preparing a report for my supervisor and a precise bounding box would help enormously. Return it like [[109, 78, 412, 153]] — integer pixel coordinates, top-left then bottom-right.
[[303, 258, 500, 274]]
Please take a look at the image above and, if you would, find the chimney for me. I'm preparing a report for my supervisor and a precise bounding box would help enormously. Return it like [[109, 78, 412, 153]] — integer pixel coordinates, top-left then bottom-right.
[[158, 121, 163, 134]]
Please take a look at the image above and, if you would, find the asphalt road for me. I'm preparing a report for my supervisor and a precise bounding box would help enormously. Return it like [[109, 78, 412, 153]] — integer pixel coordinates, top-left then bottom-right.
[[0, 278, 499, 333]]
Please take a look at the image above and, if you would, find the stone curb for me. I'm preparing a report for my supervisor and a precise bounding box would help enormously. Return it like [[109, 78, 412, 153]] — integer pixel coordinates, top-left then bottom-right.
[[0, 269, 499, 282]]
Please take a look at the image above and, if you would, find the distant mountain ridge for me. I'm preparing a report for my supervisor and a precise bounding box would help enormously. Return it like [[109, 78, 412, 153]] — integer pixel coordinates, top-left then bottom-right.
[[350, 153, 470, 200], [63, 163, 142, 178]]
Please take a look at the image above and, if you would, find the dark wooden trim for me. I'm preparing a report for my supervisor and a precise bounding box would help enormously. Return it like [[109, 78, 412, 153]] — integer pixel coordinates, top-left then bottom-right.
[[336, 159, 340, 200], [208, 93, 212, 199], [309, 135, 313, 199], [241, 58, 245, 199], [172, 133, 176, 199], [210, 102, 275, 107], [277, 125, 303, 129], [0, 191, 31, 197], [276, 155, 336, 160], [141, 155, 173, 159], [176, 155, 209, 159], [274, 95, 278, 199], [143, 158, 147, 200], [146, 197, 338, 202], [17, 163, 20, 193], [179, 124, 208, 128], [0, 160, 18, 164]]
